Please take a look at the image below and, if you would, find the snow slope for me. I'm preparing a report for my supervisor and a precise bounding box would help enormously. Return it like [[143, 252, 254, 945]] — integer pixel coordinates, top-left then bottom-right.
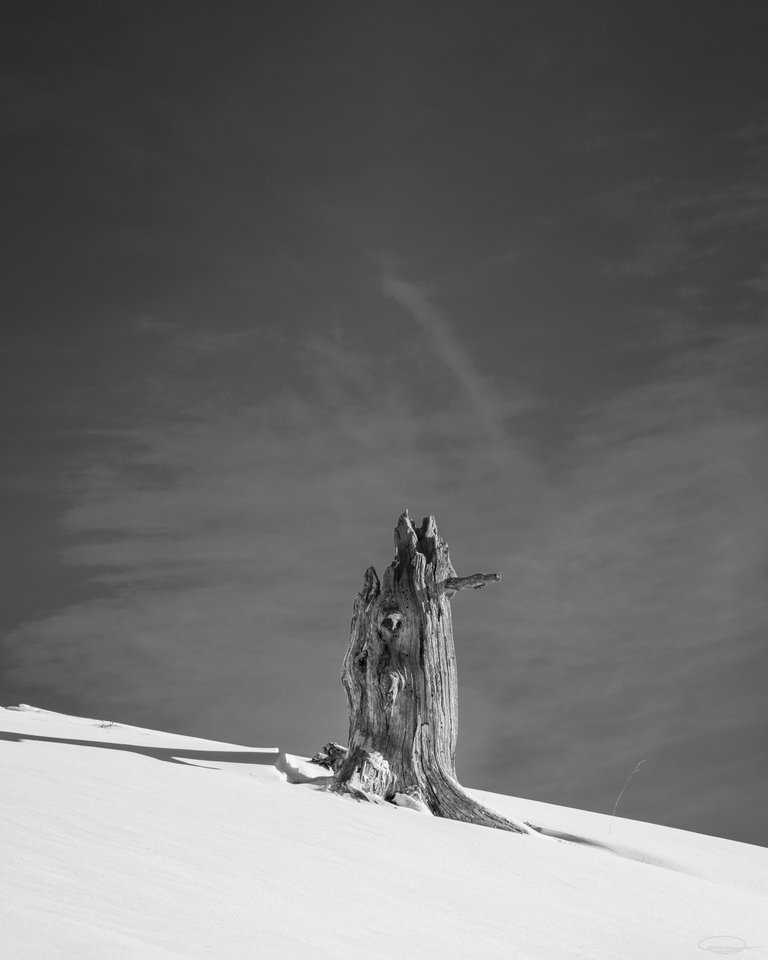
[[1, 705, 765, 960]]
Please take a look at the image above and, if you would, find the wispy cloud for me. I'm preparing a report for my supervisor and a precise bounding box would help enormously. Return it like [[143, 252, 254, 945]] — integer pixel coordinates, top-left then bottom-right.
[[131, 315, 256, 357], [741, 263, 768, 294], [729, 121, 768, 142], [570, 122, 662, 155], [380, 272, 523, 450], [594, 172, 768, 286]]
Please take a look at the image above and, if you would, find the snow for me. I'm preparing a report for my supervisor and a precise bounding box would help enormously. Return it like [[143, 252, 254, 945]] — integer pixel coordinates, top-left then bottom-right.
[[1, 705, 766, 959]]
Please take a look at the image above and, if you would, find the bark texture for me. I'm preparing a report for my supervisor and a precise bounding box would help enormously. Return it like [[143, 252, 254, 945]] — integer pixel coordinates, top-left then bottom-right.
[[334, 511, 531, 833]]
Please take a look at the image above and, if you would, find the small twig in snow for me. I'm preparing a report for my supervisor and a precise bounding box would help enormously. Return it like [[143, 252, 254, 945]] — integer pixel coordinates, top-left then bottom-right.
[[608, 760, 645, 837]]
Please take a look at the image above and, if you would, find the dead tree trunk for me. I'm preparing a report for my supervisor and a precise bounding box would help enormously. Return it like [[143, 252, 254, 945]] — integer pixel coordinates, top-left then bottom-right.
[[334, 510, 531, 833]]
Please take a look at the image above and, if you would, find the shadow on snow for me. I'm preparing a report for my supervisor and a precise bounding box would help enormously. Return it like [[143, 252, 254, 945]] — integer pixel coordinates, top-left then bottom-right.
[[0, 729, 278, 768]]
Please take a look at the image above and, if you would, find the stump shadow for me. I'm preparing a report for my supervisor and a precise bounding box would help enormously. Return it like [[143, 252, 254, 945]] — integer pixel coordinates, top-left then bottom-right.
[[0, 730, 279, 768]]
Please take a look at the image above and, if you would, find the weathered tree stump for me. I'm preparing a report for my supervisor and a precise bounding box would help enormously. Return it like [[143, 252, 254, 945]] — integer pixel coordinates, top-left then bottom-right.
[[333, 510, 531, 833]]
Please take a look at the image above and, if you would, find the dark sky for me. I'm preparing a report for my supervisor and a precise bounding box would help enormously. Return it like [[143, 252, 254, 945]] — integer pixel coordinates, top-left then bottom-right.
[[2, 2, 767, 845]]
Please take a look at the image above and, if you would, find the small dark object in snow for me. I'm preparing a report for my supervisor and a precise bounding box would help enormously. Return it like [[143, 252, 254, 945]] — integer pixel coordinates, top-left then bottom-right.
[[309, 742, 348, 771]]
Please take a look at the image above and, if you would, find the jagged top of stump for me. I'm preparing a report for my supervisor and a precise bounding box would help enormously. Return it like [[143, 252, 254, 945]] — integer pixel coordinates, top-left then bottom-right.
[[393, 510, 500, 596], [393, 510, 455, 584]]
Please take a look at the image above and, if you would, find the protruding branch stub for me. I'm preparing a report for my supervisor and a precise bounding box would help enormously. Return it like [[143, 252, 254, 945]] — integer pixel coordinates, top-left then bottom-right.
[[442, 573, 501, 597]]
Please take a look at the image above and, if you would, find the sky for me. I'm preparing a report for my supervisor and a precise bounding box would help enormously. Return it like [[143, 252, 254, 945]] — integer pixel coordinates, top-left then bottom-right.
[[2, 2, 767, 845]]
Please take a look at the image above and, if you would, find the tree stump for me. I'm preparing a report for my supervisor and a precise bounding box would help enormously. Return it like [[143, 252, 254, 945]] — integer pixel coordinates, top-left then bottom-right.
[[334, 510, 531, 833]]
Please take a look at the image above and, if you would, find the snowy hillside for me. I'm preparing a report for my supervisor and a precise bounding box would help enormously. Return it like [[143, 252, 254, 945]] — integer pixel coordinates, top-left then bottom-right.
[[1, 705, 766, 960]]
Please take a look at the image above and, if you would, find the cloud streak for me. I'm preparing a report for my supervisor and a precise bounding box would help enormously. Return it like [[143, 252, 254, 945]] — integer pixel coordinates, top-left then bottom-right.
[[380, 273, 520, 450]]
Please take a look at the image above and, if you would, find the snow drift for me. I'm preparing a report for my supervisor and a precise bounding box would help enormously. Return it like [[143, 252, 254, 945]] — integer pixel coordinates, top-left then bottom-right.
[[1, 705, 765, 959]]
